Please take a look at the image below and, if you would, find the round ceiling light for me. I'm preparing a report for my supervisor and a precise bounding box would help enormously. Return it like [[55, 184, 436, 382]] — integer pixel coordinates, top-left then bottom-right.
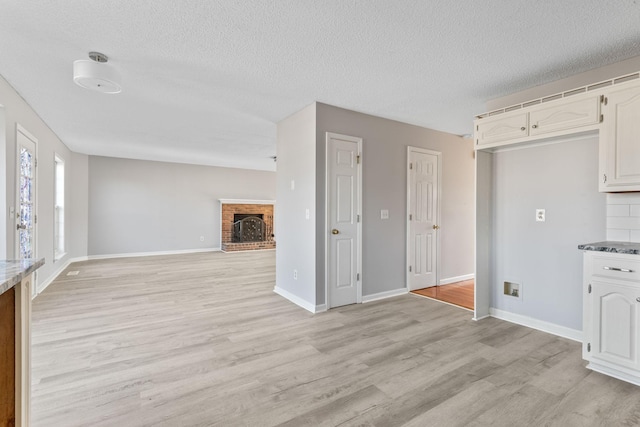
[[73, 52, 121, 94]]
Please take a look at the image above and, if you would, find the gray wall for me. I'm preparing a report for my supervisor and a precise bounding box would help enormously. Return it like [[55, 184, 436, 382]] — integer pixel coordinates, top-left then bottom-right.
[[491, 137, 606, 330], [486, 55, 640, 111], [88, 156, 276, 256], [275, 103, 317, 305], [0, 74, 87, 290], [315, 103, 475, 303]]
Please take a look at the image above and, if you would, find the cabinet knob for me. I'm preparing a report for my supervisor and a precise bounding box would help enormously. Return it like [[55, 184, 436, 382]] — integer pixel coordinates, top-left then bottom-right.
[[520, 127, 526, 131], [532, 124, 538, 129], [637, 297, 640, 303]]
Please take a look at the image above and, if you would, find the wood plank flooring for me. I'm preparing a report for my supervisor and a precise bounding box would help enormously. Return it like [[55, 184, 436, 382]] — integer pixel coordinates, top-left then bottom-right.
[[31, 251, 640, 426], [412, 280, 475, 310]]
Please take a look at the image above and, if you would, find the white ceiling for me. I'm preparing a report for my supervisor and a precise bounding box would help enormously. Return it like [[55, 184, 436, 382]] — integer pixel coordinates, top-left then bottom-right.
[[1, 1, 639, 171]]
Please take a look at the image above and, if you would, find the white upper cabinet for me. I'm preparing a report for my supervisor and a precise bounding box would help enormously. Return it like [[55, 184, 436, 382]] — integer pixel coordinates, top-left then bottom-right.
[[475, 112, 528, 146], [474, 92, 602, 149], [600, 81, 640, 192], [529, 96, 601, 136]]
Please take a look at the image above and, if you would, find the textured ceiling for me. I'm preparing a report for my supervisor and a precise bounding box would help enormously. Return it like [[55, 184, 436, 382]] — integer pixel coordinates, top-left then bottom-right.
[[0, 1, 639, 171]]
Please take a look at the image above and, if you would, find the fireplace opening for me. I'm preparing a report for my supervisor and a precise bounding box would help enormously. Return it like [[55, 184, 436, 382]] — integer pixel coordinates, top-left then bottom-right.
[[232, 214, 269, 243]]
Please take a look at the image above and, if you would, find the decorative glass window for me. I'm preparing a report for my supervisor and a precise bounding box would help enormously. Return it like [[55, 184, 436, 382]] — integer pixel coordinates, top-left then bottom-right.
[[54, 155, 65, 260], [18, 147, 34, 259]]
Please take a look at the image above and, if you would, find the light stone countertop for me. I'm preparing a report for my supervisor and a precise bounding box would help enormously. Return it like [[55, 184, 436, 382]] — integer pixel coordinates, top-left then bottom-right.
[[578, 241, 640, 255], [0, 258, 45, 296]]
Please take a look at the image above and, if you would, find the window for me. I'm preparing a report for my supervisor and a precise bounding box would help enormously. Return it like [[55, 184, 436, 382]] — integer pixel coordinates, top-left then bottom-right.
[[54, 155, 65, 260]]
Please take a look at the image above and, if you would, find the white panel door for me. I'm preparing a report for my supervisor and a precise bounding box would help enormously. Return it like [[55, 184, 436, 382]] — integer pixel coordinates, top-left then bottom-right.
[[408, 148, 439, 291], [327, 133, 361, 308]]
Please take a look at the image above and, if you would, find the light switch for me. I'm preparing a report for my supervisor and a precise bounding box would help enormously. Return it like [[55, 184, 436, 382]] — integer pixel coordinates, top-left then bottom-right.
[[290, 180, 295, 190], [381, 209, 389, 220], [305, 209, 310, 220], [536, 209, 545, 222]]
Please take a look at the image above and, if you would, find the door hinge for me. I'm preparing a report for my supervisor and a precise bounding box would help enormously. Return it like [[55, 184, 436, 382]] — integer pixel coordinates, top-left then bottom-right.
[[35, 214, 37, 224], [588, 284, 592, 294], [35, 158, 38, 167], [357, 273, 360, 281], [409, 214, 412, 221], [600, 114, 604, 123], [357, 214, 360, 223], [409, 162, 413, 170], [357, 154, 361, 164], [601, 95, 608, 105], [603, 174, 607, 184], [587, 343, 591, 352], [409, 266, 412, 272]]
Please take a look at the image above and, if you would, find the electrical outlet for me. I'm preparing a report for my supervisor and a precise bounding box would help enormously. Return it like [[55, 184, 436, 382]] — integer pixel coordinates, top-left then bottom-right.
[[536, 209, 545, 222], [380, 209, 389, 220], [293, 269, 298, 280]]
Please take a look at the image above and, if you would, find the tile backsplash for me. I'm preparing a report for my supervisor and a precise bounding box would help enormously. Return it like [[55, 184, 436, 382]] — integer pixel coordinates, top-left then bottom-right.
[[606, 193, 640, 242]]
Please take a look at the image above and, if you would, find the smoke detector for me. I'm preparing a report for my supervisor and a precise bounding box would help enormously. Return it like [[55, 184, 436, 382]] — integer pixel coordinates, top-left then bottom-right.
[[73, 52, 121, 94]]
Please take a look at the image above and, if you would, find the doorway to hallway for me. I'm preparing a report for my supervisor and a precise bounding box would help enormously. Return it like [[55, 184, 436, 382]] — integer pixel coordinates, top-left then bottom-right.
[[411, 279, 474, 310]]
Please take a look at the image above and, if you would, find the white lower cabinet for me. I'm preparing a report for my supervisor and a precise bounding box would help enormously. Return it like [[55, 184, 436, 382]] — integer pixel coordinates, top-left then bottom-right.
[[583, 251, 640, 385]]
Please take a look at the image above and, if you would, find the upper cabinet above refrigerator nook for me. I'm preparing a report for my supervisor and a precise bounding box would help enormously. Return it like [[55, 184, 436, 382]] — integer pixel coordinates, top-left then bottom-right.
[[474, 73, 640, 193]]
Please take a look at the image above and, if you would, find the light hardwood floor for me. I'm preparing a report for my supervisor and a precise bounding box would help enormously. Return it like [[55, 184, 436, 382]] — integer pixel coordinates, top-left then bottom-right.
[[32, 251, 640, 426], [412, 280, 475, 310]]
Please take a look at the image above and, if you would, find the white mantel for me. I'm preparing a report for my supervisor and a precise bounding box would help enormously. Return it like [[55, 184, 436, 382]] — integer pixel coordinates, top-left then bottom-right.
[[218, 199, 275, 205]]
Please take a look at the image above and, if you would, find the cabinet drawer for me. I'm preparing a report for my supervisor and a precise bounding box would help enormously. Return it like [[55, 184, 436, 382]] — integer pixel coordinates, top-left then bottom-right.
[[590, 254, 640, 282], [529, 96, 600, 136], [475, 112, 528, 146]]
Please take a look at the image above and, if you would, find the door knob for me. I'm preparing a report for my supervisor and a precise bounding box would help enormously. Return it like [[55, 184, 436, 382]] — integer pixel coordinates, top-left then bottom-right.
[[16, 223, 26, 230], [332, 229, 340, 235], [432, 225, 440, 230], [636, 297, 640, 303]]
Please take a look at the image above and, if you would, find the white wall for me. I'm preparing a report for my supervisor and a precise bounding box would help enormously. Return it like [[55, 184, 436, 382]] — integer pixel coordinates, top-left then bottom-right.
[[0, 74, 87, 291], [88, 156, 276, 256], [315, 103, 475, 303], [275, 103, 317, 307], [491, 137, 605, 331]]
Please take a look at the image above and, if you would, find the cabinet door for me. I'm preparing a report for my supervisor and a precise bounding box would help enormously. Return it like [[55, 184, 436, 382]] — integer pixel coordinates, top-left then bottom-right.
[[589, 279, 640, 370], [529, 96, 600, 136], [475, 112, 528, 146], [600, 83, 640, 192]]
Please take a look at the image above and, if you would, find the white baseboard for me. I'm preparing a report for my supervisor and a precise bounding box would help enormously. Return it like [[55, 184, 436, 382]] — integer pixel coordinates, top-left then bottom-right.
[[439, 273, 474, 286], [35, 255, 89, 297], [273, 286, 323, 313], [87, 247, 221, 260], [489, 308, 583, 342], [362, 287, 408, 303]]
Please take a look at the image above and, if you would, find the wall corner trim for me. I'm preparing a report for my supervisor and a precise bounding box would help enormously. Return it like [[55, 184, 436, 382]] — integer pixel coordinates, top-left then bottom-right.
[[489, 307, 583, 342], [273, 286, 319, 313], [362, 287, 408, 303]]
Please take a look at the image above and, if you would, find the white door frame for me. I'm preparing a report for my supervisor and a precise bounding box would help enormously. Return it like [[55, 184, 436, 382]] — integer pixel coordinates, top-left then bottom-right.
[[325, 132, 363, 309], [406, 146, 442, 290], [15, 124, 38, 298]]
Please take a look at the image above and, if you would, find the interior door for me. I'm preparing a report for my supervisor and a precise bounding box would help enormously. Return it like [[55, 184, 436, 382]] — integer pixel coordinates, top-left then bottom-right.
[[16, 127, 37, 269], [327, 132, 361, 308], [407, 147, 440, 291]]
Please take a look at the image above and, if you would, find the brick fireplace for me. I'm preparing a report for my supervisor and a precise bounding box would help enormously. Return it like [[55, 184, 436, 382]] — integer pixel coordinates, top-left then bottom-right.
[[219, 199, 275, 252]]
